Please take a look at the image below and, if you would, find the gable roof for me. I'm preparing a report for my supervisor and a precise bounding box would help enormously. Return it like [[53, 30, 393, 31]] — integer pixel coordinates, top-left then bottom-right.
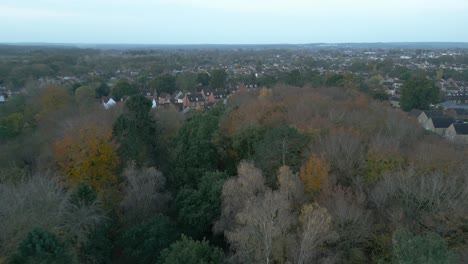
[[186, 93, 205, 102], [453, 123, 468, 135], [212, 90, 228, 99], [423, 110, 445, 119], [430, 117, 454, 128], [409, 109, 423, 117]]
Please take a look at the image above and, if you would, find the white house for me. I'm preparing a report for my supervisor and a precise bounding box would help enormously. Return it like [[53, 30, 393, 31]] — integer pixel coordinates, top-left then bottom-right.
[[103, 98, 117, 109]]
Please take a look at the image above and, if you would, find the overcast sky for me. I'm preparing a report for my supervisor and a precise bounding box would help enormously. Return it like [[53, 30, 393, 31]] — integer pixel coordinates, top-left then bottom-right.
[[1, 0, 467, 44]]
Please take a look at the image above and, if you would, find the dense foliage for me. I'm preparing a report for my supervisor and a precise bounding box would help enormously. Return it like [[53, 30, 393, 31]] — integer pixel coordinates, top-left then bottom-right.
[[0, 46, 467, 264]]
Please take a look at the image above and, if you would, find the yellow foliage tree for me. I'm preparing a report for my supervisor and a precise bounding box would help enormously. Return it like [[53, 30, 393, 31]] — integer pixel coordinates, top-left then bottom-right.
[[54, 124, 120, 193], [300, 154, 330, 193], [36, 85, 73, 122]]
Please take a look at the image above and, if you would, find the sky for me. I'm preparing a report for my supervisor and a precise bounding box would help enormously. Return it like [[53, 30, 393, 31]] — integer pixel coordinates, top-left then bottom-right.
[[1, 0, 467, 44]]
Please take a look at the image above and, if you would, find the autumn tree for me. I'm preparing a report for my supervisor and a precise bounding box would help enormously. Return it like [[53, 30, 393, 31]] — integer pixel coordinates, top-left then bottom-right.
[[300, 154, 330, 194], [54, 123, 120, 194], [36, 85, 73, 122]]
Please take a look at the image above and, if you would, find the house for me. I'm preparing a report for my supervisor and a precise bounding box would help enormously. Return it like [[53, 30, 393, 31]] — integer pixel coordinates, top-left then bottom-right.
[[409, 109, 423, 118], [417, 110, 445, 125], [445, 123, 468, 143], [158, 93, 171, 105], [0, 93, 7, 103], [102, 98, 117, 109], [389, 96, 400, 108], [424, 117, 454, 135], [208, 90, 228, 103], [172, 91, 184, 103], [183, 93, 206, 109]]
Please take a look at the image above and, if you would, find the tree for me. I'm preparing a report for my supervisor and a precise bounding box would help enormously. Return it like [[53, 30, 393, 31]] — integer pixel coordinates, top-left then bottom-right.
[[54, 123, 120, 194], [36, 85, 73, 122], [196, 72, 210, 87], [300, 154, 330, 194], [392, 229, 457, 264], [295, 204, 334, 264], [277, 166, 304, 205], [216, 161, 267, 233], [254, 126, 306, 186], [286, 69, 304, 87], [151, 73, 176, 95], [111, 80, 138, 100], [226, 190, 294, 264], [9, 228, 72, 264], [368, 74, 384, 89], [210, 69, 227, 88], [400, 77, 439, 111], [159, 235, 224, 264], [95, 82, 110, 98], [176, 72, 197, 92], [120, 165, 171, 223], [232, 124, 265, 160], [175, 171, 227, 238], [0, 175, 104, 259], [113, 95, 159, 166], [0, 112, 24, 138], [169, 112, 220, 190], [75, 85, 96, 112], [120, 215, 180, 264]]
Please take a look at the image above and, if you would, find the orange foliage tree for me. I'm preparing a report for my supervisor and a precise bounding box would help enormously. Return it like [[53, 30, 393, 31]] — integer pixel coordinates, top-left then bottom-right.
[[300, 154, 330, 193], [54, 124, 120, 193]]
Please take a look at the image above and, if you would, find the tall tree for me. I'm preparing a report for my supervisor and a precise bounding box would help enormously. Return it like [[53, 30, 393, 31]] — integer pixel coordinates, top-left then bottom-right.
[[175, 171, 227, 238], [254, 126, 306, 186], [151, 73, 176, 95], [169, 112, 221, 190], [159, 235, 224, 264], [9, 228, 72, 264], [400, 76, 439, 111], [210, 69, 227, 88], [111, 80, 138, 101], [113, 95, 159, 166], [392, 229, 457, 264]]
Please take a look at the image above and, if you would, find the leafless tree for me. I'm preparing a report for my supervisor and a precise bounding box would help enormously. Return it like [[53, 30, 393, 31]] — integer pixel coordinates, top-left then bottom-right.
[[226, 190, 294, 264], [277, 166, 305, 206], [317, 132, 365, 185], [215, 161, 266, 233], [319, 185, 372, 257], [120, 164, 171, 223], [370, 168, 468, 224], [295, 203, 334, 264], [0, 173, 103, 258]]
